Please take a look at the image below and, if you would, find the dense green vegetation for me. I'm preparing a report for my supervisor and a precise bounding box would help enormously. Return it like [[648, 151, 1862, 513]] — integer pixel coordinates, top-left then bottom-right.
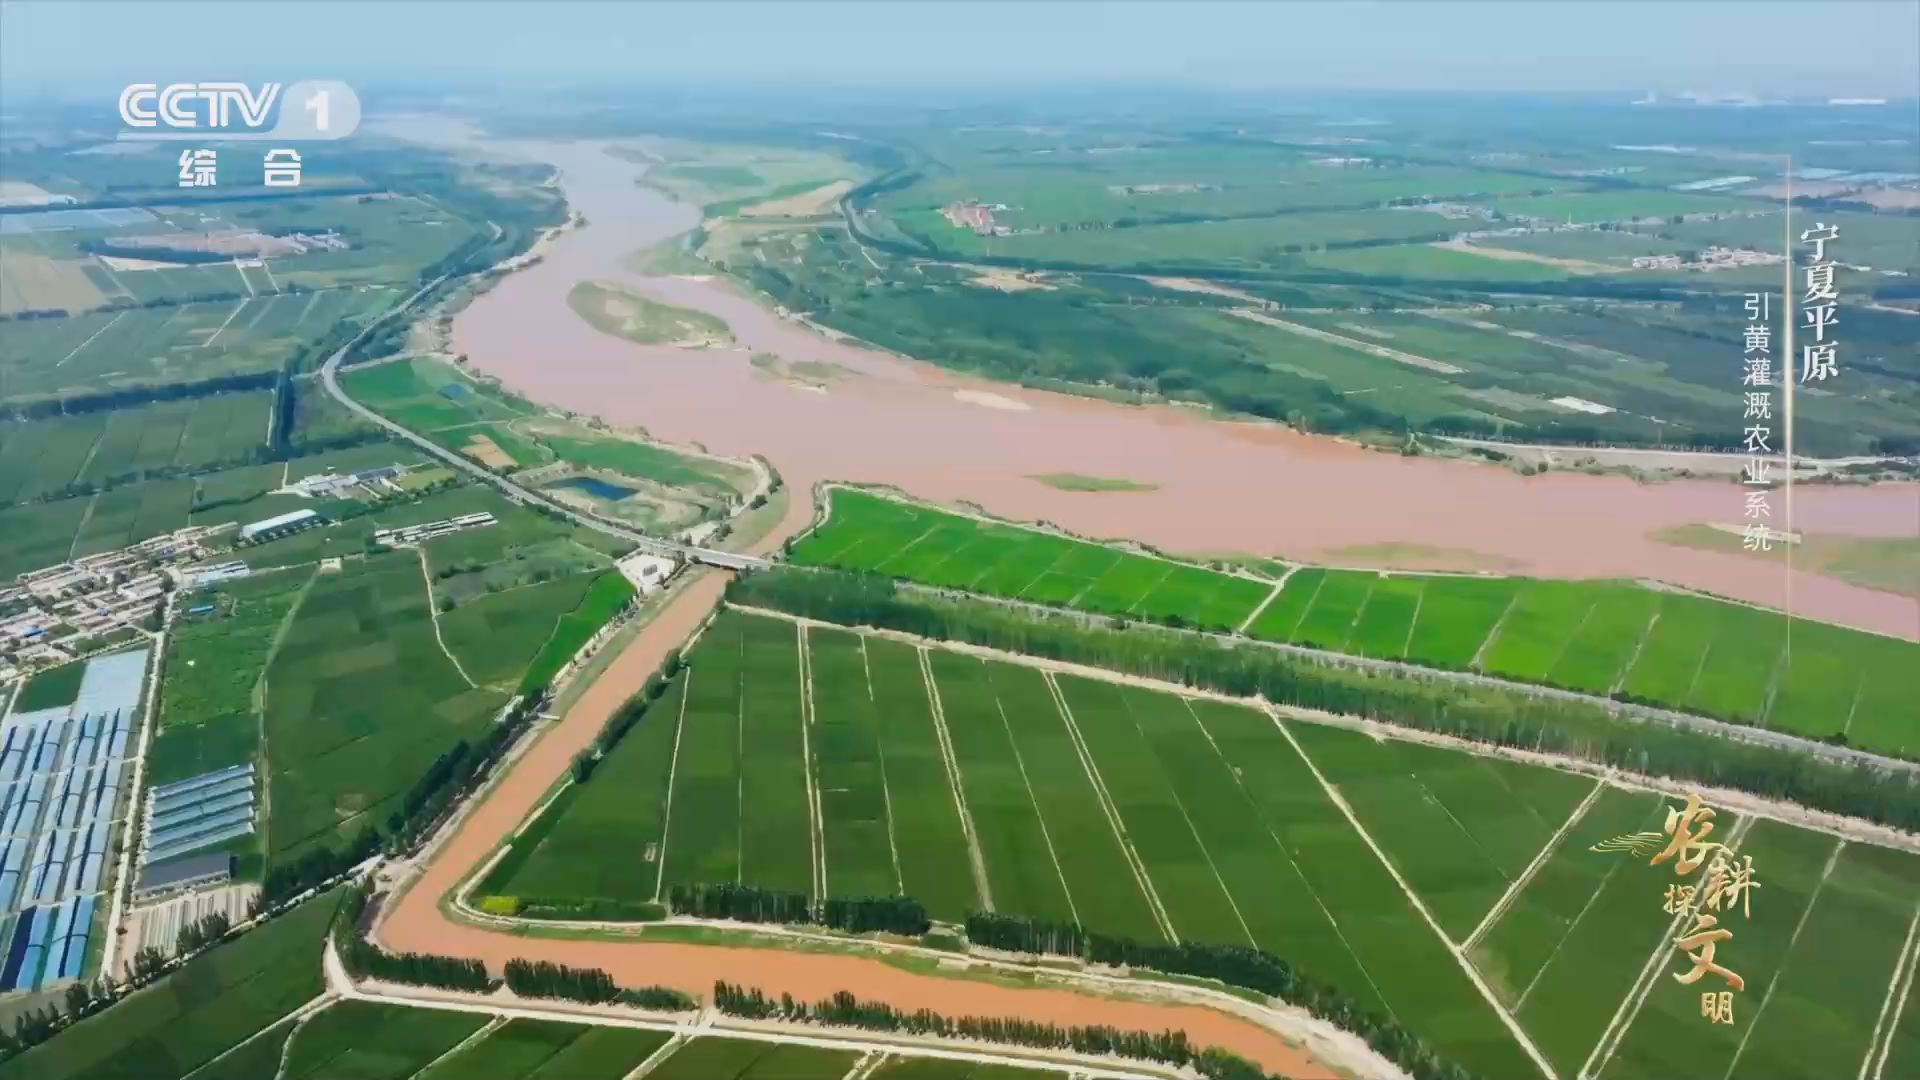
[[792, 488, 1920, 758], [0, 889, 344, 1080], [791, 488, 1272, 632], [731, 569, 1920, 833], [669, 111, 1920, 453]]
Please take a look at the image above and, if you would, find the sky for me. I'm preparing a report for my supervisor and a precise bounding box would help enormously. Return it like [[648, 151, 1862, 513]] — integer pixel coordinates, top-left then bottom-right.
[[2, 0, 1916, 99]]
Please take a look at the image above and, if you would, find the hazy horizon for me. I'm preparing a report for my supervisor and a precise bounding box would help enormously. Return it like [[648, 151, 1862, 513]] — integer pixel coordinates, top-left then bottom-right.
[[3, 0, 1917, 101]]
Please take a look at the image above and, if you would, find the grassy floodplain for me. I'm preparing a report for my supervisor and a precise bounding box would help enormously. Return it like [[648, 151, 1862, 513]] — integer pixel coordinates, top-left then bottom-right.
[[791, 488, 1920, 758], [479, 603, 1920, 1080]]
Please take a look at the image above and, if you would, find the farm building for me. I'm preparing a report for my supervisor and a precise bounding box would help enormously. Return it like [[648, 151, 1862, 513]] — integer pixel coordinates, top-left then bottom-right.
[[239, 509, 321, 543], [132, 851, 234, 903]]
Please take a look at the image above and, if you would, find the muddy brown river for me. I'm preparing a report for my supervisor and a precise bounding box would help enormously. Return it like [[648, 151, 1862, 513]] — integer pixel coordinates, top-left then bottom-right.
[[394, 121, 1918, 640]]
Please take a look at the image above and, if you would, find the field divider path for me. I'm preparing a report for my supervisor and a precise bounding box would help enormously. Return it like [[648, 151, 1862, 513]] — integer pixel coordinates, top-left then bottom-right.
[[916, 646, 993, 912], [1868, 901, 1920, 1080], [100, 624, 170, 982], [1858, 891, 1920, 1076], [1117, 692, 1258, 947], [1610, 608, 1663, 696], [731, 603, 1920, 855], [857, 637, 906, 895], [1723, 838, 1847, 1079], [988, 682, 1083, 928], [1269, 707, 1560, 1080], [1465, 776, 1607, 952], [620, 1032, 689, 1080], [1468, 592, 1521, 672], [411, 1015, 505, 1078], [56, 307, 127, 367], [798, 623, 827, 901], [201, 297, 251, 348], [1236, 567, 1296, 635], [653, 664, 694, 902], [1044, 672, 1180, 945], [418, 547, 477, 689], [1578, 815, 1758, 1080], [1179, 697, 1398, 1020]]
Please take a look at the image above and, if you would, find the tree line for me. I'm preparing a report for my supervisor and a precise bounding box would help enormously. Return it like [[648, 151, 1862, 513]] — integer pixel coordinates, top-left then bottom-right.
[[334, 883, 494, 992], [500, 958, 692, 1011], [712, 982, 1275, 1080], [727, 569, 1920, 833], [666, 882, 931, 936], [569, 648, 683, 783]]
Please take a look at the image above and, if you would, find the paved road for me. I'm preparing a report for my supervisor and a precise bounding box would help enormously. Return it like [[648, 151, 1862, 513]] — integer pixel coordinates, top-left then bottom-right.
[[315, 276, 767, 573]]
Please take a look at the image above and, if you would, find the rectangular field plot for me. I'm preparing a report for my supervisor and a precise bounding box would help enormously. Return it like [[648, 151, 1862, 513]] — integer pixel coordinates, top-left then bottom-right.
[[647, 1037, 859, 1080], [415, 1019, 672, 1080], [790, 488, 1267, 632], [486, 676, 687, 911], [1284, 570, 1374, 651], [987, 666, 1163, 941], [1722, 843, 1920, 1080], [1053, 677, 1248, 946], [1596, 820, 1842, 1080], [1191, 708, 1537, 1079], [0, 290, 403, 406], [1467, 788, 1673, 1075], [280, 1000, 489, 1080], [260, 551, 503, 863], [1477, 581, 1597, 682], [657, 613, 747, 890], [737, 614, 815, 894], [928, 651, 1076, 925], [863, 638, 980, 921], [1287, 722, 1598, 942], [806, 627, 902, 900]]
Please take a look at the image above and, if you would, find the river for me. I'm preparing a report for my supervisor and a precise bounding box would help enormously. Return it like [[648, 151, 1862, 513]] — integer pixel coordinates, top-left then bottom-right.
[[384, 120, 1917, 641]]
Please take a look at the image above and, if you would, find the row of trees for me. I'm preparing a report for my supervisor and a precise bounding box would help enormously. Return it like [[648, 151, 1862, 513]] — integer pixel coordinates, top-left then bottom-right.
[[711, 982, 1272, 1080], [172, 911, 232, 956], [728, 569, 1920, 833], [501, 959, 694, 1011], [666, 882, 930, 936], [335, 884, 494, 991], [965, 911, 1084, 956], [570, 648, 684, 783], [961, 912, 1470, 1080]]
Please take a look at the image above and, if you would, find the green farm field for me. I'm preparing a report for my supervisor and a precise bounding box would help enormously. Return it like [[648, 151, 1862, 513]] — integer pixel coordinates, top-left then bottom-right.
[[276, 1001, 487, 1080], [0, 391, 273, 504], [794, 489, 1920, 758], [0, 888, 343, 1080], [790, 488, 1273, 632], [415, 1019, 671, 1080], [150, 568, 312, 787], [0, 287, 405, 406], [643, 1036, 859, 1080], [480, 604, 1920, 1080], [259, 549, 505, 861]]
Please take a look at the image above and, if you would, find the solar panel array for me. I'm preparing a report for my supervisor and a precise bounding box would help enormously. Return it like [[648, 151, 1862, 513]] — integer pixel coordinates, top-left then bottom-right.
[[0, 648, 148, 991]]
